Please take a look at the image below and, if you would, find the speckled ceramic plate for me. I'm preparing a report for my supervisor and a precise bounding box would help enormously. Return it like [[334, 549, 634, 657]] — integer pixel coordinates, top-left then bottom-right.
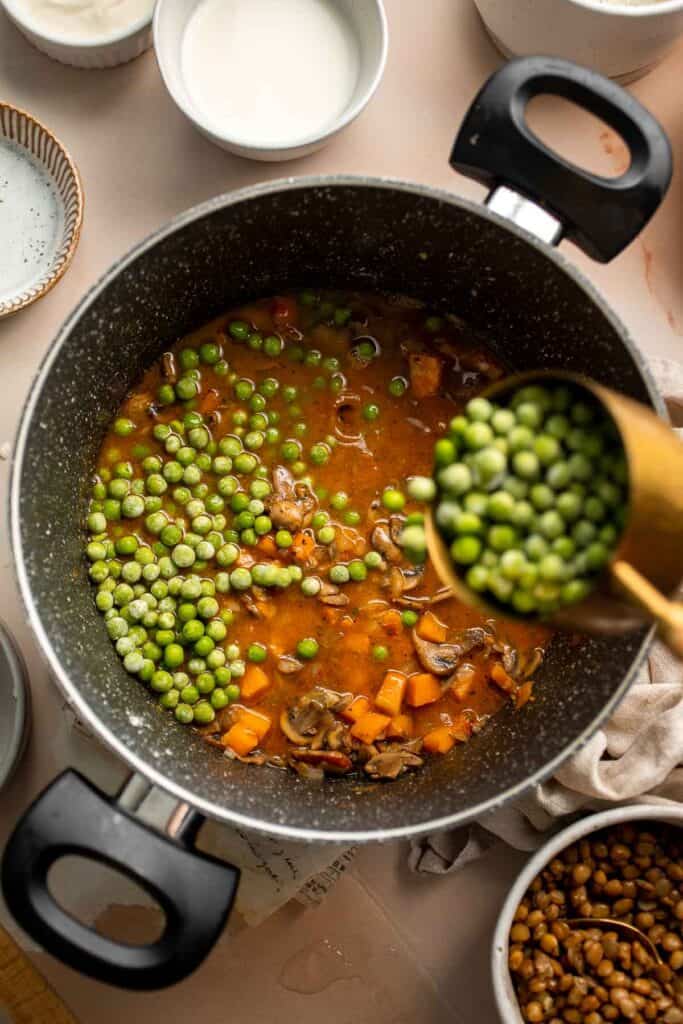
[[0, 104, 83, 319]]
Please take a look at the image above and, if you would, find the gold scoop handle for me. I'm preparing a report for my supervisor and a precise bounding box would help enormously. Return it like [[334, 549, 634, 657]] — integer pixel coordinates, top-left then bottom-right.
[[611, 560, 683, 660]]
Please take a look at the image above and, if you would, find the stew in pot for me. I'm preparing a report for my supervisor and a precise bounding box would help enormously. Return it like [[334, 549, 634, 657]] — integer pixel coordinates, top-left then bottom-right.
[[85, 291, 550, 781]]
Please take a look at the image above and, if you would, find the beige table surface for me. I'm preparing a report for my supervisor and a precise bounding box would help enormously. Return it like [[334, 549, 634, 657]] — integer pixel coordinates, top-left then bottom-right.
[[0, 1, 682, 1021]]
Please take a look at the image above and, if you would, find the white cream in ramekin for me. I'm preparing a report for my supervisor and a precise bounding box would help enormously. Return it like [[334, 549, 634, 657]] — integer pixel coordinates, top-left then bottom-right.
[[0, 0, 154, 67]]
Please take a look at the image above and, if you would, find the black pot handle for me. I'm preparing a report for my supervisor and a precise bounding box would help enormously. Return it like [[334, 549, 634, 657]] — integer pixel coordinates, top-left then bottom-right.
[[1, 770, 239, 990], [450, 56, 673, 262]]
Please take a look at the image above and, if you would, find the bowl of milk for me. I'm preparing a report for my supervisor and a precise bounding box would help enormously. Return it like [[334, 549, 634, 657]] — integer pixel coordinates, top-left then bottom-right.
[[154, 0, 388, 161]]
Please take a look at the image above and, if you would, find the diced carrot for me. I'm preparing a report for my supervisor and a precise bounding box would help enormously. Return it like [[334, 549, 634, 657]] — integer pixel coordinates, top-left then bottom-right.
[[199, 388, 221, 414], [339, 615, 355, 632], [409, 352, 443, 399], [345, 632, 371, 655], [490, 662, 515, 695], [350, 711, 391, 744], [515, 680, 534, 710], [416, 611, 448, 643], [451, 666, 476, 702], [221, 723, 259, 757], [422, 727, 456, 755], [321, 606, 341, 624], [386, 714, 413, 739], [380, 609, 402, 637], [235, 707, 271, 741], [240, 665, 270, 701], [257, 535, 278, 557], [291, 530, 316, 563], [406, 672, 442, 708], [340, 696, 370, 723], [375, 670, 407, 717]]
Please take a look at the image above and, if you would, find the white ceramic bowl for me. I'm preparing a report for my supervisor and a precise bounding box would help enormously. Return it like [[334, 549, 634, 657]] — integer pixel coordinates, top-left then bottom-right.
[[474, 0, 683, 83], [492, 803, 683, 1024], [153, 0, 388, 161], [0, 0, 153, 68]]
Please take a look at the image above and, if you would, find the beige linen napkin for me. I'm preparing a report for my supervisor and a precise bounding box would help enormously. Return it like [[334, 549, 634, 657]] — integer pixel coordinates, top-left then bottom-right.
[[410, 359, 683, 876]]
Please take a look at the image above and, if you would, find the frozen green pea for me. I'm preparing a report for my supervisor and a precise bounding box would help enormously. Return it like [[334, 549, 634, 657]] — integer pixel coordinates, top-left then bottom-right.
[[464, 422, 494, 450], [487, 491, 515, 522], [530, 484, 555, 511], [449, 535, 481, 565], [472, 447, 506, 486], [512, 450, 540, 481], [491, 408, 516, 435], [537, 510, 565, 540], [434, 438, 457, 466]]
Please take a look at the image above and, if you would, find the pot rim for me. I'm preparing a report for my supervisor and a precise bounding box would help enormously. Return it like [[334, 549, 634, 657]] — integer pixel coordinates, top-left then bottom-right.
[[491, 802, 683, 1024], [9, 174, 660, 842]]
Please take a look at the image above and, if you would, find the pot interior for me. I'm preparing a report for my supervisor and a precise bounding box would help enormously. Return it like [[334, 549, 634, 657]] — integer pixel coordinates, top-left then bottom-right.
[[14, 181, 652, 839]]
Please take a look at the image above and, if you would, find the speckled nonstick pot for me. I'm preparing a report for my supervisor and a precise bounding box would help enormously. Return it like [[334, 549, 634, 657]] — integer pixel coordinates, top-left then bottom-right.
[[2, 58, 673, 990]]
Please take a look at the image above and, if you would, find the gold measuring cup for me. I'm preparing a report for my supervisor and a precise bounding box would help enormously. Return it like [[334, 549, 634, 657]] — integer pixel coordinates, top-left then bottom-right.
[[426, 371, 683, 656]]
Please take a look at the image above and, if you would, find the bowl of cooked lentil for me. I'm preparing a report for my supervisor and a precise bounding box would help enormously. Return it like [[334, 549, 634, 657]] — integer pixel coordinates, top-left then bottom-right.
[[493, 804, 683, 1024]]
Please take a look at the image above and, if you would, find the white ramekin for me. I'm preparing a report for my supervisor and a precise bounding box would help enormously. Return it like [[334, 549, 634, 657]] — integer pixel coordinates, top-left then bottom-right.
[[0, 0, 153, 68], [473, 0, 683, 83], [153, 0, 388, 162], [492, 803, 683, 1024]]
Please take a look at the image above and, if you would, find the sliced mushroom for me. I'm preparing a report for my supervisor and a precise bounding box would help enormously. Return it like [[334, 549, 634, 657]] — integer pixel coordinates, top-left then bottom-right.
[[277, 655, 304, 675], [280, 709, 313, 747], [394, 585, 454, 609], [388, 564, 424, 599], [267, 465, 316, 531], [310, 713, 336, 751], [364, 751, 423, 779], [269, 497, 305, 532], [371, 524, 402, 564], [239, 592, 262, 618], [400, 738, 424, 756], [290, 760, 325, 783], [301, 686, 352, 714], [287, 700, 327, 738], [522, 647, 544, 679], [289, 749, 353, 775], [323, 721, 348, 751], [354, 743, 379, 764], [216, 707, 234, 732], [501, 644, 519, 678], [318, 582, 350, 607], [272, 465, 296, 497], [281, 687, 351, 747], [389, 515, 406, 545], [161, 352, 176, 381], [412, 626, 488, 676]]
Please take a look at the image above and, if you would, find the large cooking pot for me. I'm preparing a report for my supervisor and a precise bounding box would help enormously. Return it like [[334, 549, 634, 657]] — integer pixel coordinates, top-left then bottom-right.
[[2, 59, 673, 989]]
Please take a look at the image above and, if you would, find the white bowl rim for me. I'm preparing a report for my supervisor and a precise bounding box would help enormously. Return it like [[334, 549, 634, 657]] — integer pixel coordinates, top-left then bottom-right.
[[492, 802, 683, 1024], [153, 0, 389, 154], [0, 0, 153, 49], [565, 0, 683, 17]]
